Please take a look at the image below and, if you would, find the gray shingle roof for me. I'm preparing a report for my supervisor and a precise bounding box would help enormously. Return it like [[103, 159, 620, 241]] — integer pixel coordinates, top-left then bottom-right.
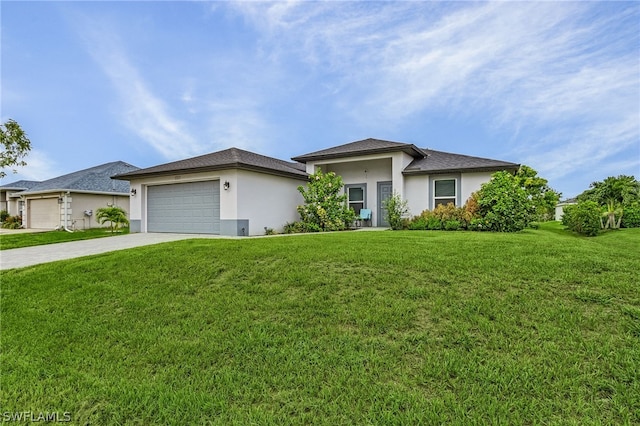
[[0, 180, 41, 191], [404, 149, 519, 174], [113, 147, 308, 180], [19, 162, 139, 195], [291, 138, 426, 163]]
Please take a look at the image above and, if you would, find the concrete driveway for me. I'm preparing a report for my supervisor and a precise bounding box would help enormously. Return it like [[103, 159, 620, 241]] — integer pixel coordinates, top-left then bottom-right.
[[0, 233, 234, 270]]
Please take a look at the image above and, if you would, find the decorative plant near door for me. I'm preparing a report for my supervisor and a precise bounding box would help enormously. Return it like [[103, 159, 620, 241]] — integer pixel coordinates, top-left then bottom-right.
[[383, 191, 409, 230], [96, 206, 129, 233]]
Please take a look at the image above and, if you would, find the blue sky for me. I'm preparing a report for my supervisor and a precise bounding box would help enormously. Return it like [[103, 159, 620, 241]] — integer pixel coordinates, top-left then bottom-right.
[[2, 1, 639, 198]]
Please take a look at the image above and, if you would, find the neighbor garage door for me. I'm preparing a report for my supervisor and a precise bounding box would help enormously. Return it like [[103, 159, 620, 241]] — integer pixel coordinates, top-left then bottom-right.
[[147, 181, 220, 234], [28, 198, 60, 229]]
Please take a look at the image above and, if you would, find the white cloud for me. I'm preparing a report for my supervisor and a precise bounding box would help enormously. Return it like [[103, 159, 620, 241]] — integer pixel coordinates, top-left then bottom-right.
[[76, 17, 204, 161], [230, 1, 639, 181], [2, 149, 61, 182]]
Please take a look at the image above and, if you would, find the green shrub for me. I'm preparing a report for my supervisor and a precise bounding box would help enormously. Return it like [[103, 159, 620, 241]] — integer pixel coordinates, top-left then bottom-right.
[[476, 171, 534, 232], [0, 210, 9, 223], [297, 170, 355, 232], [383, 192, 409, 230], [426, 216, 442, 230], [468, 218, 487, 231], [444, 220, 461, 231], [621, 202, 640, 228], [407, 217, 427, 230], [283, 221, 307, 234], [562, 201, 601, 236], [1, 215, 22, 229]]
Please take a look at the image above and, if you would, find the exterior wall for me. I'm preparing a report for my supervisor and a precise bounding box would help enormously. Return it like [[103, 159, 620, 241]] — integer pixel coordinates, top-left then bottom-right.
[[129, 169, 304, 236], [404, 171, 494, 214], [69, 193, 130, 230], [404, 174, 430, 216], [460, 172, 493, 205], [236, 170, 304, 235]]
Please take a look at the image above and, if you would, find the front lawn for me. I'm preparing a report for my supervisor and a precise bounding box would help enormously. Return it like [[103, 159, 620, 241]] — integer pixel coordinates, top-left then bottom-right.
[[1, 226, 639, 424], [0, 227, 128, 250]]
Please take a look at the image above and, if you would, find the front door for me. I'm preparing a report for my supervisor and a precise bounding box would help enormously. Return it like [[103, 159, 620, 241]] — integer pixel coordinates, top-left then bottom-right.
[[377, 181, 393, 227]]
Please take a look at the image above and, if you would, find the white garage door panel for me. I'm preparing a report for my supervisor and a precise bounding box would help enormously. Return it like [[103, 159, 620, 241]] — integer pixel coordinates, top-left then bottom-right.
[[147, 181, 220, 234], [29, 198, 60, 229]]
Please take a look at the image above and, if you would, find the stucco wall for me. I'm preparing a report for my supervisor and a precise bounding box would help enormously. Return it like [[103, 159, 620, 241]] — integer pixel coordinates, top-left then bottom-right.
[[460, 172, 493, 205], [128, 170, 304, 235], [236, 170, 304, 235], [404, 175, 430, 216], [69, 193, 130, 230]]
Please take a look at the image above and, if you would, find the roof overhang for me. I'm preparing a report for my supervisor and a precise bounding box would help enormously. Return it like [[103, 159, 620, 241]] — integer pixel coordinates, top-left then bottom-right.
[[113, 163, 309, 182], [402, 165, 520, 175], [16, 189, 130, 197], [292, 145, 426, 163]]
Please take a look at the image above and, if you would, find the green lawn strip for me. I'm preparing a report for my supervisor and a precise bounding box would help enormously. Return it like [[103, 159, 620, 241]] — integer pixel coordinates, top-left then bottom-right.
[[1, 227, 639, 424], [0, 228, 129, 250]]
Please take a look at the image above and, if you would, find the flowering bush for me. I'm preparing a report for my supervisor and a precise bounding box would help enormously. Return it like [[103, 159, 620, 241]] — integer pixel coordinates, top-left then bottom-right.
[[297, 170, 355, 232]]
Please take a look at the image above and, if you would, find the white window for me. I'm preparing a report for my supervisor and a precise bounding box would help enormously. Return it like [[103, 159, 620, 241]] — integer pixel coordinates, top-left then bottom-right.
[[346, 185, 366, 214], [434, 179, 456, 207]]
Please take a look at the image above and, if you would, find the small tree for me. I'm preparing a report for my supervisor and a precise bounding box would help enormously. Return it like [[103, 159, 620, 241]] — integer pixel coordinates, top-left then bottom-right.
[[297, 170, 355, 232], [515, 165, 561, 221], [96, 206, 129, 233], [383, 191, 409, 230], [1, 119, 32, 178]]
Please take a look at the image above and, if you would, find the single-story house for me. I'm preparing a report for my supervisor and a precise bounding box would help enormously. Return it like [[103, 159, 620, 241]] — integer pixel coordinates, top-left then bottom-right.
[[14, 161, 139, 230], [114, 138, 519, 236], [0, 180, 40, 216], [555, 198, 578, 221]]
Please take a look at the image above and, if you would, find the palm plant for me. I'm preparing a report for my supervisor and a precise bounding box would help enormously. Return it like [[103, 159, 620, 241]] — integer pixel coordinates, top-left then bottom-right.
[[96, 206, 129, 233]]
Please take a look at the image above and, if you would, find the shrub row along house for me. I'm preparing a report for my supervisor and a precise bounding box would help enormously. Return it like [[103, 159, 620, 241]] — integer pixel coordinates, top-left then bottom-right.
[[113, 138, 519, 236], [0, 162, 139, 230]]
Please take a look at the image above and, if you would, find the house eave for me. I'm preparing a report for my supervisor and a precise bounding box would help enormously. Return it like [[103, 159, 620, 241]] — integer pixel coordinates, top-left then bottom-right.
[[402, 165, 520, 175], [292, 145, 425, 163], [113, 163, 309, 182], [16, 189, 130, 197]]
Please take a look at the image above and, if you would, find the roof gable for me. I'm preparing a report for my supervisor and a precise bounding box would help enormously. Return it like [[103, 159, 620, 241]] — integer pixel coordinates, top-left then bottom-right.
[[291, 138, 426, 163], [113, 147, 308, 180], [20, 162, 139, 195], [404, 149, 519, 174]]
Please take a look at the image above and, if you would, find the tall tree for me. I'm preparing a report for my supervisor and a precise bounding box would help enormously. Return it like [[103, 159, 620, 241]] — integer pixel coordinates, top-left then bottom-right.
[[515, 165, 561, 221], [0, 119, 32, 179]]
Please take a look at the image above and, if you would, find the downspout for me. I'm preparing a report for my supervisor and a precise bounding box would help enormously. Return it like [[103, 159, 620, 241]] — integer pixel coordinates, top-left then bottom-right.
[[63, 191, 73, 233]]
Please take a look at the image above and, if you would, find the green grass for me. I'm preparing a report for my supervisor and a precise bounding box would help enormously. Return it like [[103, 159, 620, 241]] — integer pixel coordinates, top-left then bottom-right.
[[2, 224, 639, 424], [0, 227, 129, 250]]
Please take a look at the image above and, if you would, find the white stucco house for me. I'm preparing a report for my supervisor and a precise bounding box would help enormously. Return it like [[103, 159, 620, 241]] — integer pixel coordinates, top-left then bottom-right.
[[114, 138, 519, 236], [7, 161, 139, 230]]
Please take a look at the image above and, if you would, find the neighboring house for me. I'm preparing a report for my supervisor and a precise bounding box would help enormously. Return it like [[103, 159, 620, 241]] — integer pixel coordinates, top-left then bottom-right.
[[16, 162, 139, 230], [114, 138, 519, 236], [0, 180, 40, 216], [555, 198, 578, 221]]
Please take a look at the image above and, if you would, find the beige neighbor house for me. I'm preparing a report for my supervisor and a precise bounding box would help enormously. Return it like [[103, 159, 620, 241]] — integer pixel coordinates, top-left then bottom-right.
[[114, 138, 519, 236], [0, 180, 40, 216], [12, 161, 139, 230]]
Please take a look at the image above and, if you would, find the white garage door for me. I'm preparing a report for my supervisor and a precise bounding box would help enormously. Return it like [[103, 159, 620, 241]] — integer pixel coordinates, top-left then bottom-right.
[[147, 181, 220, 234], [28, 198, 60, 229]]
